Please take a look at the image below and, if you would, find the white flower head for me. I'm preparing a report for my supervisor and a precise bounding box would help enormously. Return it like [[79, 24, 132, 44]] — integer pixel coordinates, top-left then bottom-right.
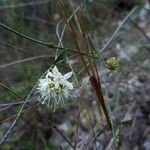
[[37, 66, 73, 111]]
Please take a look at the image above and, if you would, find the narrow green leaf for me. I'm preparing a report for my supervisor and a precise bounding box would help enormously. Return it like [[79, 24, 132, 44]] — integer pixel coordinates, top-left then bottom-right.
[[54, 50, 67, 66], [47, 43, 55, 48]]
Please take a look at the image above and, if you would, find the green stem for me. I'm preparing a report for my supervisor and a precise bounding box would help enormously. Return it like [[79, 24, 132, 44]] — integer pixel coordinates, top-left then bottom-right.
[[0, 22, 51, 46], [0, 22, 90, 57]]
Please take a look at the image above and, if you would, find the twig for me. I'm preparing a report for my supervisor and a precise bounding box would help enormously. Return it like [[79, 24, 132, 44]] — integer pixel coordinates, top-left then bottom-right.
[[0, 22, 90, 56], [0, 84, 74, 148], [14, 15, 54, 26], [0, 55, 53, 69], [0, 101, 32, 107], [0, 84, 36, 144], [0, 82, 23, 100], [0, 0, 52, 9], [0, 22, 53, 47], [0, 103, 39, 125], [0, 41, 27, 52], [40, 113, 75, 149], [100, 6, 138, 53], [0, 69, 48, 144], [0, 68, 74, 148], [131, 20, 150, 42]]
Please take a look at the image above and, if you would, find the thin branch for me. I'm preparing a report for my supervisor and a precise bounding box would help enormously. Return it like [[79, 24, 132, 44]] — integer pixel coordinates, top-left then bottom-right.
[[0, 55, 53, 69], [0, 69, 48, 144], [0, 83, 36, 144], [14, 15, 54, 26], [0, 41, 27, 52], [0, 22, 53, 47], [0, 0, 52, 9], [100, 6, 138, 53], [0, 82, 23, 100], [0, 103, 39, 126], [0, 82, 74, 148], [0, 22, 90, 56], [0, 100, 33, 107], [131, 20, 150, 42], [39, 113, 75, 149]]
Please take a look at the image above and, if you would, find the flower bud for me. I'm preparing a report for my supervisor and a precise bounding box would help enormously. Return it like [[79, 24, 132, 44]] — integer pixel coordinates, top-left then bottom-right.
[[106, 57, 119, 70]]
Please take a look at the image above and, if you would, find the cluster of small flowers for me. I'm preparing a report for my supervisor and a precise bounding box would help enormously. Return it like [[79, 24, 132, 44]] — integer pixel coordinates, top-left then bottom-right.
[[37, 66, 73, 111], [37, 57, 119, 111], [106, 57, 119, 71]]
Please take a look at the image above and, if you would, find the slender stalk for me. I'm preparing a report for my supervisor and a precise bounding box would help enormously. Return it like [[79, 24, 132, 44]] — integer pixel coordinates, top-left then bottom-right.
[[0, 22, 52, 46], [90, 76, 112, 130], [0, 22, 91, 57], [0, 82, 23, 100], [0, 55, 53, 68], [100, 6, 138, 53], [0, 0, 52, 9], [0, 82, 74, 149]]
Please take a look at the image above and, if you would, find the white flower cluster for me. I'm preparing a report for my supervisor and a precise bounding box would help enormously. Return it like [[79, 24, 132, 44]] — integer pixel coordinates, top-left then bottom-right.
[[37, 66, 73, 111]]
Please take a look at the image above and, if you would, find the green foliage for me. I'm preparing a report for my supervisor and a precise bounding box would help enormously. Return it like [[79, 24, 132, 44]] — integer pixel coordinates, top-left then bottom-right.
[[54, 50, 68, 66], [0, 0, 148, 149], [42, 139, 56, 150]]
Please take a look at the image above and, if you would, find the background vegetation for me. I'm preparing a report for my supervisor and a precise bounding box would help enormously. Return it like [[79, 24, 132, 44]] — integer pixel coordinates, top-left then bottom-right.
[[0, 0, 149, 149]]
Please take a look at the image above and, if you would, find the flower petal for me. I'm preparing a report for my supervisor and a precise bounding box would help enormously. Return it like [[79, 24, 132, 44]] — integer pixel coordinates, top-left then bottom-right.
[[63, 89, 69, 98], [63, 72, 73, 80], [52, 66, 63, 77], [53, 66, 59, 74], [37, 65, 74, 111], [46, 71, 54, 78], [65, 81, 73, 89]]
